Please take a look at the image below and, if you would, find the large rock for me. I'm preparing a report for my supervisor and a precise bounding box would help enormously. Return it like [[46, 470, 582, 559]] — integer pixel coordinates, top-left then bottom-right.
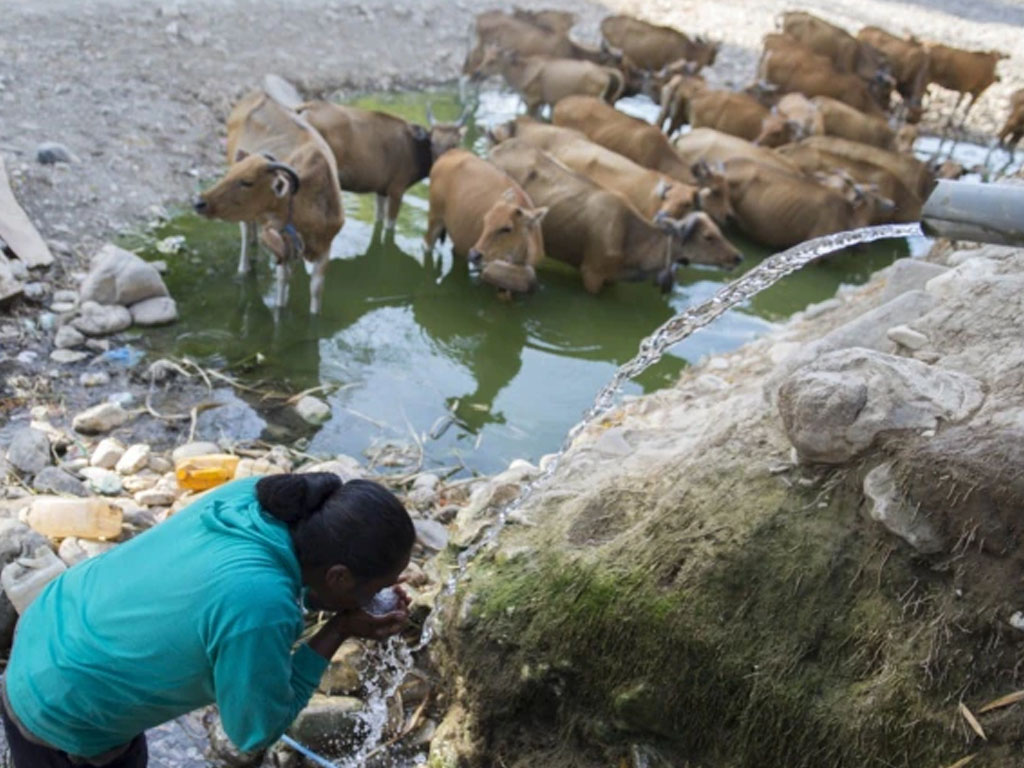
[[0, 520, 50, 647], [32, 467, 88, 497], [72, 301, 132, 336], [777, 348, 984, 463], [73, 402, 131, 434], [318, 639, 366, 696], [129, 296, 178, 326], [287, 695, 366, 753], [6, 427, 51, 475], [878, 258, 949, 304], [80, 244, 168, 307]]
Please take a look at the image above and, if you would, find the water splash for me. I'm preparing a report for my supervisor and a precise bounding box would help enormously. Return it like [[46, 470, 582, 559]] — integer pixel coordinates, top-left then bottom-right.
[[310, 222, 923, 766]]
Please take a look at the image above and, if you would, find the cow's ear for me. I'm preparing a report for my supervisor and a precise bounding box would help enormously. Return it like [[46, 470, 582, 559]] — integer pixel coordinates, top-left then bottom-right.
[[271, 172, 292, 198], [523, 206, 548, 228], [691, 160, 710, 181], [234, 148, 250, 162], [411, 124, 429, 141]]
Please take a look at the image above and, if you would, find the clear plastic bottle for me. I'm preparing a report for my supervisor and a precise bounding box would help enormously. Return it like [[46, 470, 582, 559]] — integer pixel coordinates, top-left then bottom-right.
[[1, 545, 68, 614], [174, 454, 240, 492], [26, 497, 123, 540]]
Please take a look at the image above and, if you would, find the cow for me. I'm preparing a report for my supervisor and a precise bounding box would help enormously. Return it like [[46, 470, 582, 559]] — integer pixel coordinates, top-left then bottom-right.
[[193, 90, 343, 314], [998, 88, 1024, 149], [298, 100, 466, 231], [489, 139, 742, 294], [426, 149, 547, 295], [719, 158, 889, 247], [775, 93, 897, 149], [795, 135, 935, 200], [552, 96, 735, 225], [780, 11, 894, 107], [600, 14, 719, 72], [686, 87, 802, 146], [489, 117, 704, 222], [856, 27, 930, 122], [464, 10, 610, 78], [672, 127, 803, 175], [775, 139, 923, 223], [511, 8, 577, 35], [924, 43, 1008, 122], [473, 45, 624, 116], [655, 72, 706, 134], [760, 35, 887, 118]]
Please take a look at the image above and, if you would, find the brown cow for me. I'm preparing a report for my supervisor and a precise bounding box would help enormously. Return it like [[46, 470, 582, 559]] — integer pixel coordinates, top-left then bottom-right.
[[998, 88, 1024, 148], [510, 8, 576, 36], [856, 27, 930, 122], [688, 88, 802, 146], [299, 101, 465, 230], [655, 72, 706, 134], [925, 43, 1008, 120], [797, 135, 934, 200], [672, 128, 803, 175], [760, 35, 887, 118], [775, 93, 897, 149], [720, 158, 886, 247], [464, 10, 610, 77], [780, 11, 893, 106], [489, 117, 703, 222], [489, 139, 742, 293], [194, 90, 344, 314], [600, 15, 719, 72], [552, 96, 734, 225], [426, 149, 547, 295], [474, 46, 624, 116]]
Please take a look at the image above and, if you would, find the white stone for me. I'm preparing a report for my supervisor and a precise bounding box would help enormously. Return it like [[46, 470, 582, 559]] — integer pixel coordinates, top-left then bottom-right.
[[90, 438, 125, 469], [79, 467, 123, 495], [72, 301, 132, 336], [886, 325, 929, 350], [171, 442, 221, 463], [6, 428, 51, 475], [1009, 612, 1024, 632], [54, 324, 85, 349], [414, 519, 449, 551], [80, 371, 111, 387], [879, 258, 949, 304], [80, 244, 169, 307], [50, 349, 89, 364], [115, 444, 151, 475], [73, 402, 131, 434], [135, 487, 177, 507], [298, 456, 365, 481], [863, 462, 943, 554], [295, 395, 331, 425], [129, 296, 178, 326]]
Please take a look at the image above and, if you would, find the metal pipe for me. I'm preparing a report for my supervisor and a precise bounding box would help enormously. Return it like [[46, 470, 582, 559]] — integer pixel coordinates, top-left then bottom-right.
[[280, 734, 337, 768], [920, 179, 1024, 246]]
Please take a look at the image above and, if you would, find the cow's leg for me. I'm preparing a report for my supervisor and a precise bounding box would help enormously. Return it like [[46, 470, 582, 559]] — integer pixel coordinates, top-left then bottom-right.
[[375, 194, 387, 223], [580, 266, 606, 295], [424, 213, 445, 252], [274, 259, 291, 310], [237, 222, 253, 275], [308, 252, 329, 315], [385, 188, 403, 230]]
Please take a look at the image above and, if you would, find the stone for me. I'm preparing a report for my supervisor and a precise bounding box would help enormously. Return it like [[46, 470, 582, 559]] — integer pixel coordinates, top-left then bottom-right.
[[16, 350, 37, 365], [407, 485, 439, 509], [57, 537, 88, 566], [413, 473, 440, 491], [80, 244, 168, 307], [35, 141, 74, 164], [148, 455, 173, 474], [50, 301, 77, 314], [294, 395, 331, 425], [73, 402, 131, 434], [129, 296, 178, 326], [778, 348, 985, 464], [80, 371, 111, 387], [0, 519, 50, 645], [115, 444, 151, 475], [54, 324, 86, 349], [135, 487, 177, 507], [90, 437, 125, 469], [50, 349, 89, 364], [862, 462, 944, 554], [886, 325, 928, 350], [53, 289, 78, 304], [22, 282, 49, 302], [298, 456, 365, 481], [414, 518, 449, 551], [107, 392, 135, 408], [72, 301, 132, 336], [171, 441, 221, 463], [288, 695, 366, 752], [232, 457, 284, 479], [318, 639, 366, 695], [123, 473, 159, 494], [32, 467, 88, 497], [6, 428, 50, 475], [79, 467, 123, 495], [879, 258, 949, 304]]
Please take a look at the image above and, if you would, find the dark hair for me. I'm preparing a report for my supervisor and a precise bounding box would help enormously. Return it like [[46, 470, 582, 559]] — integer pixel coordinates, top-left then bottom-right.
[[256, 473, 414, 579]]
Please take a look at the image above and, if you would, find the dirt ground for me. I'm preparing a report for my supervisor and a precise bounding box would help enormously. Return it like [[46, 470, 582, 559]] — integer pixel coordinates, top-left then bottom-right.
[[2, 0, 1022, 260]]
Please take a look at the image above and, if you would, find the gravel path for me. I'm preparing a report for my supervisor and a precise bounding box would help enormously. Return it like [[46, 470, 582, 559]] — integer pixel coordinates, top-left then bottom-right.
[[2, 0, 1021, 258]]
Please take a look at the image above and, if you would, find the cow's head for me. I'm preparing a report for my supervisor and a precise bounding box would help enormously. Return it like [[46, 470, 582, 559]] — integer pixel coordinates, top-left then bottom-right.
[[818, 171, 895, 224], [194, 151, 300, 221], [653, 211, 742, 292], [691, 160, 735, 226], [754, 112, 803, 147], [426, 103, 470, 161], [467, 188, 547, 293], [652, 178, 699, 221]]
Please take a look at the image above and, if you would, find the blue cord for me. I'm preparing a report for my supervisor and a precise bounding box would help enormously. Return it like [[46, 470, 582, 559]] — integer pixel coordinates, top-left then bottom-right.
[[280, 734, 337, 768]]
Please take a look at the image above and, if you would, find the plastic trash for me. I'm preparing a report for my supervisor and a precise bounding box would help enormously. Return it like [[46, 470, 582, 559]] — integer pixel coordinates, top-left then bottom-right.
[[175, 454, 240, 492], [1, 545, 68, 614], [26, 497, 123, 540], [96, 345, 145, 367]]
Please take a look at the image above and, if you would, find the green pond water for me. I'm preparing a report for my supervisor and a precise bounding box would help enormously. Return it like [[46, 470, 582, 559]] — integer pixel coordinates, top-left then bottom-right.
[[132, 87, 929, 476]]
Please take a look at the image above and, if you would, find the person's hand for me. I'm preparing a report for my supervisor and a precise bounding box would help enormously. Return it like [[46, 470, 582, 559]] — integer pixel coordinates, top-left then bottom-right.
[[334, 586, 411, 641]]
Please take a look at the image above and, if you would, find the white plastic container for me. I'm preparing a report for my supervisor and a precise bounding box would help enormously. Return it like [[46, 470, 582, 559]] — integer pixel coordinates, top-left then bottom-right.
[[1, 546, 68, 614], [25, 497, 123, 540]]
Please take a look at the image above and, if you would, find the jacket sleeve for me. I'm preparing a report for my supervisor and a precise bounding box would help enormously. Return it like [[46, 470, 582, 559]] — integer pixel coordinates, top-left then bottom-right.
[[211, 621, 329, 752]]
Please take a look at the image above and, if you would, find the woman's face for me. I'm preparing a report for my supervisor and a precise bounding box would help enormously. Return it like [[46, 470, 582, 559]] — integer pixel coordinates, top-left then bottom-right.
[[305, 555, 410, 612]]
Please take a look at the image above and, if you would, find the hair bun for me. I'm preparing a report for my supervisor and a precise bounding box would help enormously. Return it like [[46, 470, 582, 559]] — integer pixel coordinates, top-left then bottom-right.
[[256, 473, 343, 524]]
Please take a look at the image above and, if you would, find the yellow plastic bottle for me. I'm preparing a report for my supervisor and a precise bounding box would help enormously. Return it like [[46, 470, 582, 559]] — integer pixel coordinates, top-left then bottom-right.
[[175, 454, 240, 492], [26, 497, 123, 540]]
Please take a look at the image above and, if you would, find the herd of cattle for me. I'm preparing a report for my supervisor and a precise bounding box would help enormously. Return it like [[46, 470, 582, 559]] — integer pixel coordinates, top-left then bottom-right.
[[193, 7, 1024, 313]]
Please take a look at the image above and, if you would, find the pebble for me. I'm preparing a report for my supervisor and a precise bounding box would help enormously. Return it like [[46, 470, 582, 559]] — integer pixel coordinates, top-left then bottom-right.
[[52, 289, 78, 304], [73, 402, 131, 434], [32, 466, 88, 496], [123, 473, 159, 493], [107, 391, 135, 408], [135, 487, 177, 507], [22, 282, 49, 302], [171, 441, 220, 463], [886, 325, 929, 350], [37, 313, 56, 332], [50, 349, 89, 364], [80, 371, 111, 387], [54, 325, 86, 349], [13, 351, 34, 366], [90, 437, 125, 468], [148, 455, 173, 474], [294, 395, 331, 425], [413, 518, 449, 551], [5, 427, 51, 475], [72, 301, 132, 336], [50, 301, 77, 313], [35, 141, 75, 164], [129, 296, 178, 326], [80, 466, 124, 495], [115, 444, 151, 474]]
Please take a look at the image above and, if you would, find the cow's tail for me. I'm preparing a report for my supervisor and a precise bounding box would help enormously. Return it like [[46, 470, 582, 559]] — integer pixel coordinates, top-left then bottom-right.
[[603, 68, 625, 104]]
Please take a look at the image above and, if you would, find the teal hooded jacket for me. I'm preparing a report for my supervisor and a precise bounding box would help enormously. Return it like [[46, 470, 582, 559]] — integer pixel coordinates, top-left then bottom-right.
[[4, 476, 328, 756]]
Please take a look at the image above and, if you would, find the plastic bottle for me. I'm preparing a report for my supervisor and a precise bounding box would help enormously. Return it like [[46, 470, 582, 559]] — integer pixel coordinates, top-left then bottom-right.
[[26, 497, 123, 540], [175, 454, 240, 492], [1, 546, 68, 614]]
